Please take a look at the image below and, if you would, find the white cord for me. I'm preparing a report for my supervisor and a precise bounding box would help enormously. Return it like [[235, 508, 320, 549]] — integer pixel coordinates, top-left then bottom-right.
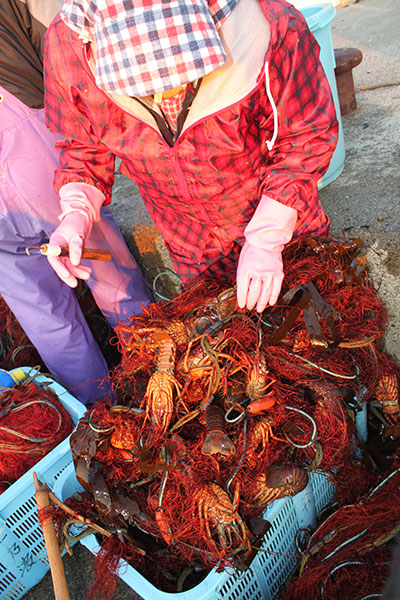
[[265, 63, 278, 151]]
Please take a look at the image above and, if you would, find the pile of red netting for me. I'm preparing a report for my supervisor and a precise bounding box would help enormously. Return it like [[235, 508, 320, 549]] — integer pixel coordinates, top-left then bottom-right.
[[280, 469, 400, 600], [0, 373, 73, 494], [0, 295, 43, 369], [52, 236, 400, 599]]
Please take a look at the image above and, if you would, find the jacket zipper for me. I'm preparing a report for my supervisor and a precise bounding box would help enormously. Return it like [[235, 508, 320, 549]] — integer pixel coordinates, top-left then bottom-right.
[[171, 147, 216, 230], [81, 40, 269, 221]]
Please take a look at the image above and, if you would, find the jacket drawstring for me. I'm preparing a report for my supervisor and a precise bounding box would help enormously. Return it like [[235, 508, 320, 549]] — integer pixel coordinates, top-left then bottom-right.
[[265, 62, 278, 151]]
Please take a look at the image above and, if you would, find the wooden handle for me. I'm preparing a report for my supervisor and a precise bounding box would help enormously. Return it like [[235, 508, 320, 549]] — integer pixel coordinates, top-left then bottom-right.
[[69, 247, 112, 261], [40, 244, 112, 261], [33, 473, 70, 600]]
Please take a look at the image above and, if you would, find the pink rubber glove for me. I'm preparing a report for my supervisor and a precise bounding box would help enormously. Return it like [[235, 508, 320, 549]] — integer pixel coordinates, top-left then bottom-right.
[[48, 182, 105, 288], [236, 195, 297, 312]]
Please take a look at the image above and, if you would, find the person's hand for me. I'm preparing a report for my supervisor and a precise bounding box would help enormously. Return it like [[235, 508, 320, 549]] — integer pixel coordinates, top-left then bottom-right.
[[236, 244, 284, 312], [46, 182, 105, 287], [236, 195, 297, 313], [48, 212, 93, 287]]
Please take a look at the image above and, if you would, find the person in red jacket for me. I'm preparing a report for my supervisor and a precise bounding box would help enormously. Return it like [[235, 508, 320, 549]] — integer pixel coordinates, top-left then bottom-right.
[[43, 0, 338, 313]]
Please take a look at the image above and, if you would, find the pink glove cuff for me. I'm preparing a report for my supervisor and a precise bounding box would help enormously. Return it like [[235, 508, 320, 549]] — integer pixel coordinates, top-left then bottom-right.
[[59, 182, 105, 224], [244, 195, 297, 250]]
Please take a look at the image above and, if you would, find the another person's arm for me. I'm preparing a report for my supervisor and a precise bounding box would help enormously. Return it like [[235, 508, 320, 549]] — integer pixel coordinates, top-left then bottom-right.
[[43, 19, 115, 286]]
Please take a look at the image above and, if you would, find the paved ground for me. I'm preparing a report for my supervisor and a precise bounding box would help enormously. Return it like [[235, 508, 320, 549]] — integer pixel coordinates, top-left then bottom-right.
[[321, 0, 400, 362], [23, 1, 400, 598]]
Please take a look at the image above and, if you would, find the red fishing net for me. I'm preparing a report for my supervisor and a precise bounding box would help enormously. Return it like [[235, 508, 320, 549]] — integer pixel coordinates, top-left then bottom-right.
[[0, 295, 43, 369], [50, 236, 400, 597], [0, 376, 73, 493], [281, 469, 400, 600]]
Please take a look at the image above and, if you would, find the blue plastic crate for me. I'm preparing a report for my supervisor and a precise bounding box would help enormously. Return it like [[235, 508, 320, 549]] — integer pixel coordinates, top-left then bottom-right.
[[0, 367, 86, 600], [54, 464, 335, 600], [310, 470, 336, 517]]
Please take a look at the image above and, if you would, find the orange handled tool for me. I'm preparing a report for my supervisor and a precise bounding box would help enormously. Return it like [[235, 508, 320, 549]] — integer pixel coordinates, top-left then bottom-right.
[[26, 244, 112, 261]]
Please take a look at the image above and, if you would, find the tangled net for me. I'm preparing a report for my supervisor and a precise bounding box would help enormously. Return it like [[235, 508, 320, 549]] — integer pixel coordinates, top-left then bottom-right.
[[281, 469, 400, 600], [53, 236, 400, 599], [0, 371, 73, 494], [0, 295, 43, 369]]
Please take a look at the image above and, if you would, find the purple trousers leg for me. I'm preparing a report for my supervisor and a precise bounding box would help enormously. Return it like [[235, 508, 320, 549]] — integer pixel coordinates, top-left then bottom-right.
[[0, 247, 112, 403]]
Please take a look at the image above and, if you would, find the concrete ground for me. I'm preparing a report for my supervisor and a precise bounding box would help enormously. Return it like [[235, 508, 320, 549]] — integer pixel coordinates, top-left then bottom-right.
[[321, 0, 400, 363], [23, 0, 400, 599]]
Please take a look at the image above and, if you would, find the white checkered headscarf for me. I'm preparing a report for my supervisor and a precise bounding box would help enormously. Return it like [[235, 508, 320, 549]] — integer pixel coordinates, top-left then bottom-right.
[[61, 0, 239, 97]]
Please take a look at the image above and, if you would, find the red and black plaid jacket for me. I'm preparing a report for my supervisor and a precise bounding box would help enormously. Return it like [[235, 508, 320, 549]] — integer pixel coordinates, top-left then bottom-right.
[[44, 0, 338, 285]]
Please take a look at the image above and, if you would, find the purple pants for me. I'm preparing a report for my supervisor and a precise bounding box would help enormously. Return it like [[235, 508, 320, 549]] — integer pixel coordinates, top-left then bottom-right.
[[0, 85, 152, 404]]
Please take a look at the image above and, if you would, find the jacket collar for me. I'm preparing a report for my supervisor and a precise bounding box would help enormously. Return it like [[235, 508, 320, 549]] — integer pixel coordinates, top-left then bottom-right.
[[89, 0, 270, 135]]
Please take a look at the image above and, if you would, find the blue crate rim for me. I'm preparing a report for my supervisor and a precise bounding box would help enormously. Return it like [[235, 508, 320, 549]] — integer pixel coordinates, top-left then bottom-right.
[[299, 3, 336, 32], [56, 464, 331, 600]]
